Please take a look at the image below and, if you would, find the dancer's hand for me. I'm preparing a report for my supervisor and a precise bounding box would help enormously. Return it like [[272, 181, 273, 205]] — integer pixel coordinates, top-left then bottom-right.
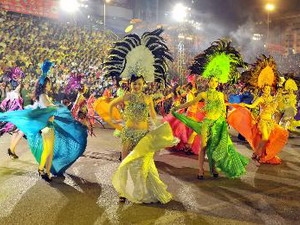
[[111, 119, 122, 124], [171, 106, 178, 112]]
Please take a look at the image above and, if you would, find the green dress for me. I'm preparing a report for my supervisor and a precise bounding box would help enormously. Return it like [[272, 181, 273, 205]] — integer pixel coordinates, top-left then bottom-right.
[[172, 90, 249, 178]]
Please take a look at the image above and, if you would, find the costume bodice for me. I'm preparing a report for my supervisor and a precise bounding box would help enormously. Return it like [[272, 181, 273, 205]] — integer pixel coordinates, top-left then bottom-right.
[[204, 89, 224, 115], [260, 95, 276, 118], [124, 94, 149, 123]]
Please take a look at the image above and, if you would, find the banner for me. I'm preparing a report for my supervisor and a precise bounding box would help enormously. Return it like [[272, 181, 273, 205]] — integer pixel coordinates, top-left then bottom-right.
[[0, 0, 59, 19]]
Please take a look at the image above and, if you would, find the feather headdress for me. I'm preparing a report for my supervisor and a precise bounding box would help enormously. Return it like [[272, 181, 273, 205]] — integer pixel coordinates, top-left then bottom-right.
[[284, 78, 298, 91], [103, 28, 173, 84], [65, 72, 85, 94], [3, 67, 25, 88], [38, 60, 54, 85], [189, 39, 246, 83], [241, 54, 280, 88]]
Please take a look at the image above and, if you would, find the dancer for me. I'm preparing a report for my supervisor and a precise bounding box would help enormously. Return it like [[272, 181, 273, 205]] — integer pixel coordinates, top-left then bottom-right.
[[172, 39, 249, 179], [228, 55, 289, 164], [278, 78, 300, 132], [104, 28, 178, 204], [35, 76, 56, 181], [0, 67, 26, 159], [163, 82, 203, 155], [0, 60, 88, 181]]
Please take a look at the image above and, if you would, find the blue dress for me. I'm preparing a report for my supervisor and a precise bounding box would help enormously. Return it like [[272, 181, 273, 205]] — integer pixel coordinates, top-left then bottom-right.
[[0, 105, 87, 175]]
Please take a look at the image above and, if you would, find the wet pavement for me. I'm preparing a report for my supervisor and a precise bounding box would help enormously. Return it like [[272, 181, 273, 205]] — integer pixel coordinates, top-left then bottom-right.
[[0, 124, 299, 225]]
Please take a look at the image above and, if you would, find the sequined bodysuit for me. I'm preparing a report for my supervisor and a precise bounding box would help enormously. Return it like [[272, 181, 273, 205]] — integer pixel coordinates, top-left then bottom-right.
[[121, 94, 149, 147]]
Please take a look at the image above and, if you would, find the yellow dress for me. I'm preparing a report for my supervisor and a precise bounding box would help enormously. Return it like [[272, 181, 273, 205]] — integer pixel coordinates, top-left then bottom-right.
[[112, 122, 178, 203]]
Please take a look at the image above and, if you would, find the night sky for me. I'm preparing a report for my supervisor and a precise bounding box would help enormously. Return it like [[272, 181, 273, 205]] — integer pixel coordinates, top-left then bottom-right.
[[158, 0, 300, 30], [189, 0, 300, 29]]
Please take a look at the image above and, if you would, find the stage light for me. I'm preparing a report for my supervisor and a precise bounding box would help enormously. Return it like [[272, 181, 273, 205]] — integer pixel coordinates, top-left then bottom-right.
[[60, 0, 80, 13]]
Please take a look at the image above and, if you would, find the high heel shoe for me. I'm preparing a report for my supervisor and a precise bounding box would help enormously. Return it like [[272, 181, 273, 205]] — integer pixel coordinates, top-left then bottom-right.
[[41, 173, 52, 182], [38, 168, 45, 176], [212, 173, 219, 178], [8, 148, 18, 159], [197, 174, 204, 180], [119, 197, 126, 203]]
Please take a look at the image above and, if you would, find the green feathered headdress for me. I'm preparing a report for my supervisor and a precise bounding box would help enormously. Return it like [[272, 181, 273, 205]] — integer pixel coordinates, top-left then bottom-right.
[[189, 39, 247, 83]]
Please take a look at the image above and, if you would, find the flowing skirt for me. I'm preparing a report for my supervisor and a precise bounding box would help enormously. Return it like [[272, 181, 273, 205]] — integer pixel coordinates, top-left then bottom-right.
[[0, 97, 23, 136], [163, 103, 205, 155], [227, 105, 288, 164], [0, 106, 87, 174], [112, 122, 179, 204], [172, 111, 249, 178], [93, 97, 123, 130]]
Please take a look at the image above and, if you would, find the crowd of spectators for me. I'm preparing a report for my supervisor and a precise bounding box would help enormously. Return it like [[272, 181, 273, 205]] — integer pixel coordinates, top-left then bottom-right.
[[0, 9, 299, 114]]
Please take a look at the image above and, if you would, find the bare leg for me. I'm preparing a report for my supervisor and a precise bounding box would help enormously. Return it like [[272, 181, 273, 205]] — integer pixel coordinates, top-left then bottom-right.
[[39, 127, 54, 182], [198, 147, 206, 177], [9, 131, 24, 153], [121, 141, 132, 161]]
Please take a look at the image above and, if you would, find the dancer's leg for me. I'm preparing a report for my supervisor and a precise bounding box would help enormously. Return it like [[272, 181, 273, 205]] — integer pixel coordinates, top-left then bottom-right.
[[9, 131, 24, 153], [39, 127, 54, 173]]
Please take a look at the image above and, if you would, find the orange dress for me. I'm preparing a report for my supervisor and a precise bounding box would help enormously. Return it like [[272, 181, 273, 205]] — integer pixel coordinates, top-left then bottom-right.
[[228, 104, 288, 164]]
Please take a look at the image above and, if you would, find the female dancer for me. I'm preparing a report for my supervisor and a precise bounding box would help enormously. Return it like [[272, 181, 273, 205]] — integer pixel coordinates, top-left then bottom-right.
[[173, 78, 248, 179], [172, 39, 249, 179], [278, 78, 300, 132], [228, 55, 289, 164], [35, 76, 56, 181], [104, 28, 178, 204], [0, 60, 88, 181], [163, 82, 203, 154], [0, 67, 26, 159]]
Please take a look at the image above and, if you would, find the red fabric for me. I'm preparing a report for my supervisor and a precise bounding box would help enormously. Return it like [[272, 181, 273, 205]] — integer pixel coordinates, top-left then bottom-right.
[[164, 103, 205, 155]]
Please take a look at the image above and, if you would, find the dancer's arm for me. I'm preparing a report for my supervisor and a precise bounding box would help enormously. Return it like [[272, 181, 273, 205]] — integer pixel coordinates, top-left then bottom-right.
[[240, 97, 262, 109], [148, 95, 159, 126], [172, 92, 204, 111], [109, 95, 124, 120]]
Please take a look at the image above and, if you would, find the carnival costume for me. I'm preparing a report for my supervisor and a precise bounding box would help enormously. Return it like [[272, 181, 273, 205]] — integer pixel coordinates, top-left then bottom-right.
[[172, 39, 249, 178], [228, 55, 289, 164], [0, 67, 25, 136], [163, 87, 204, 155], [64, 72, 96, 135], [102, 28, 178, 203], [278, 78, 300, 132], [0, 61, 87, 175]]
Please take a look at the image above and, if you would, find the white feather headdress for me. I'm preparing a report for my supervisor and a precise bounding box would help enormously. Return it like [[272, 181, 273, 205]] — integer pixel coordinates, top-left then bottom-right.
[[103, 28, 173, 84]]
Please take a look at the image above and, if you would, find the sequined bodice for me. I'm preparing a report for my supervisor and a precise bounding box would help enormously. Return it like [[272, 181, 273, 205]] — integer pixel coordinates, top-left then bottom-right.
[[204, 90, 223, 114], [261, 95, 275, 112], [124, 94, 149, 123], [259, 95, 277, 119]]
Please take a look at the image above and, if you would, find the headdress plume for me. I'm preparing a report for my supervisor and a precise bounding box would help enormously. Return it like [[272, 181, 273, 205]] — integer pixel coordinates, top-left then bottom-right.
[[189, 39, 246, 83], [103, 28, 173, 85]]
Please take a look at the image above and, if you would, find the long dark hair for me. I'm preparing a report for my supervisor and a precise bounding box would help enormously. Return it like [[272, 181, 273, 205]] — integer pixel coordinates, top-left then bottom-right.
[[34, 77, 50, 100]]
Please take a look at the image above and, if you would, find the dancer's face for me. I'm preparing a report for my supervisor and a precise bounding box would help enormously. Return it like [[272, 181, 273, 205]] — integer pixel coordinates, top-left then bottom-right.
[[263, 85, 271, 95], [131, 77, 144, 93], [45, 80, 52, 92], [208, 77, 219, 89]]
